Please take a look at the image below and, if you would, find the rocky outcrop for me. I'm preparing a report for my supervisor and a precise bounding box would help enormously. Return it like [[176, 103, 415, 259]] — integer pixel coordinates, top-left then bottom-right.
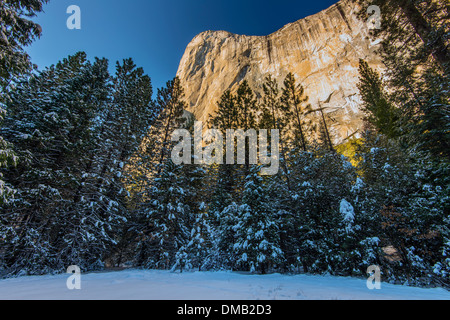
[[176, 0, 383, 143]]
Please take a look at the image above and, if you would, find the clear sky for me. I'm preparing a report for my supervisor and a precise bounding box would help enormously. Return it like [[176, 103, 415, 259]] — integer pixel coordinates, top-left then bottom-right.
[[27, 0, 339, 91]]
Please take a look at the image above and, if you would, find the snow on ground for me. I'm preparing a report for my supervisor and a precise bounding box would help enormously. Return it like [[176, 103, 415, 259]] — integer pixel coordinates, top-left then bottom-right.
[[0, 269, 449, 300]]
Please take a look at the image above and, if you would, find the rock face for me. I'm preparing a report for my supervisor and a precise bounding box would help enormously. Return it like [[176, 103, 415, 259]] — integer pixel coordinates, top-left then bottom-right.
[[176, 0, 382, 143]]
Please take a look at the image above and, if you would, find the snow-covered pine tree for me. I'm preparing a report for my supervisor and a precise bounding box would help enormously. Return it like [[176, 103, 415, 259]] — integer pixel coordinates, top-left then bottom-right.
[[186, 202, 213, 271], [0, 105, 17, 274], [50, 54, 122, 271], [353, 5, 450, 280], [171, 245, 191, 273], [433, 216, 449, 287], [146, 77, 187, 177], [231, 166, 283, 274], [1, 52, 107, 274], [127, 76, 186, 215], [208, 89, 239, 212], [352, 129, 449, 286], [133, 77, 190, 269], [171, 115, 212, 271], [0, 105, 17, 205], [0, 0, 48, 98], [0, 52, 154, 275], [0, 0, 47, 224], [284, 150, 360, 275], [136, 159, 189, 269], [207, 88, 250, 269], [86, 58, 154, 268]]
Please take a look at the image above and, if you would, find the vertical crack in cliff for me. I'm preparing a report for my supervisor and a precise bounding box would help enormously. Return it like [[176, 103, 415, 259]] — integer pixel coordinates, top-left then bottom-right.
[[336, 2, 353, 32], [267, 38, 273, 64]]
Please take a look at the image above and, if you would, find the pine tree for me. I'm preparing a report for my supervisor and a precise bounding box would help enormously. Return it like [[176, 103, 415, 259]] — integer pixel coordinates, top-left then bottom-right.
[[356, 0, 450, 160], [0, 0, 48, 97], [126, 76, 186, 214], [284, 150, 360, 275], [231, 167, 283, 274], [135, 160, 189, 269], [357, 0, 449, 73], [260, 75, 292, 191], [354, 1, 449, 285], [176, 117, 210, 271], [0, 0, 47, 207], [209, 89, 239, 200], [214, 201, 239, 270], [280, 73, 313, 152], [208, 84, 261, 270], [133, 77, 190, 269], [0, 107, 17, 205], [172, 245, 191, 273], [210, 90, 239, 130], [1, 52, 111, 274], [315, 104, 334, 152], [71, 57, 154, 268], [0, 52, 155, 275], [53, 55, 123, 271], [139, 77, 187, 178], [235, 80, 258, 131], [233, 81, 261, 190], [352, 129, 449, 286], [186, 202, 213, 271], [433, 218, 449, 285], [261, 75, 281, 130], [357, 59, 400, 139]]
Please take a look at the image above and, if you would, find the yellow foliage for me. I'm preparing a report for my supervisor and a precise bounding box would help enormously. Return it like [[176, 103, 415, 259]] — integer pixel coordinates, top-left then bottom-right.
[[335, 138, 364, 168]]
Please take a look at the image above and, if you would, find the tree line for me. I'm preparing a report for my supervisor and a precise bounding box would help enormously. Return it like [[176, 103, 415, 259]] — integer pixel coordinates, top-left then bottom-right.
[[0, 0, 448, 288]]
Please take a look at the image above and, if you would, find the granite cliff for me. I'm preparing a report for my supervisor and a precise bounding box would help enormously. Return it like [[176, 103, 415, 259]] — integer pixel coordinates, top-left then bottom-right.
[[176, 0, 383, 143]]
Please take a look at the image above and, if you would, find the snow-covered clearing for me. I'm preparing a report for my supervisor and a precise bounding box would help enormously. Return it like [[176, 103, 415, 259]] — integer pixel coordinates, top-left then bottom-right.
[[0, 269, 449, 300]]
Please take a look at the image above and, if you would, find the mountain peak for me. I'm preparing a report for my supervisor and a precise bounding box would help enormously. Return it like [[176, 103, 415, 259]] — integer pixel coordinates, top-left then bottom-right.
[[176, 0, 382, 143]]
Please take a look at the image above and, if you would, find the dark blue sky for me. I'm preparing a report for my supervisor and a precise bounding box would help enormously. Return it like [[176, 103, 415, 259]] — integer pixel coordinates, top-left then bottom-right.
[[27, 0, 338, 91]]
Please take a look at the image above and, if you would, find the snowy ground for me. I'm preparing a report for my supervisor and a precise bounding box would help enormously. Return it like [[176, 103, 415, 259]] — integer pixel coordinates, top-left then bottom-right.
[[0, 269, 449, 300]]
